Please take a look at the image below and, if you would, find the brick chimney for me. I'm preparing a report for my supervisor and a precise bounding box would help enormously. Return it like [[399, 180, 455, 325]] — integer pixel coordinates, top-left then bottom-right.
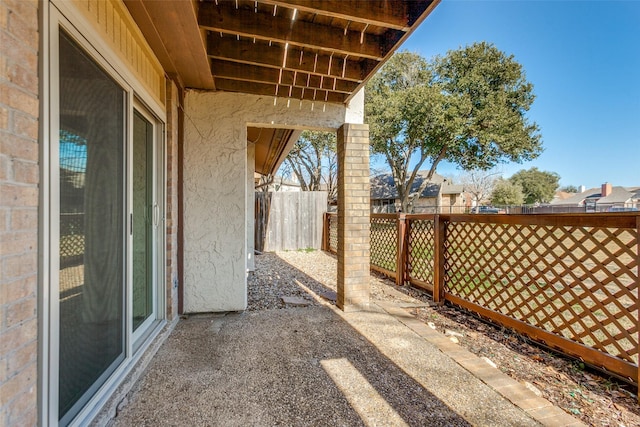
[[601, 182, 612, 197]]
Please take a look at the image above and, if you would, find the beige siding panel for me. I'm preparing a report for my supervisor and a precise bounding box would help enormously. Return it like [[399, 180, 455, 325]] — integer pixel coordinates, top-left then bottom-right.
[[71, 0, 165, 105]]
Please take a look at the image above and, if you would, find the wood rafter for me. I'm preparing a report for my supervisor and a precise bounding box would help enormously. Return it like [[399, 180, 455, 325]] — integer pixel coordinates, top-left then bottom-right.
[[198, 1, 401, 60], [210, 59, 359, 94], [215, 78, 347, 103], [194, 0, 438, 106], [206, 35, 378, 82], [257, 0, 413, 31]]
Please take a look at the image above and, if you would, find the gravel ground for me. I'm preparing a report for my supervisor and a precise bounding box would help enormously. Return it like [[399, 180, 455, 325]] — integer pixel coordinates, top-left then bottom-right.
[[250, 250, 640, 427], [248, 250, 417, 311]]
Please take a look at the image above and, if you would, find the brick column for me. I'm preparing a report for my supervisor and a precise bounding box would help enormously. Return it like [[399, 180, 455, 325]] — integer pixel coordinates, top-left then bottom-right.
[[337, 124, 370, 311]]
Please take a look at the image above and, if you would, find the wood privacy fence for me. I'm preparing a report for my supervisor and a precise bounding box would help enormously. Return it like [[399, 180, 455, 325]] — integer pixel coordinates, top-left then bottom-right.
[[255, 191, 327, 252], [323, 212, 640, 386]]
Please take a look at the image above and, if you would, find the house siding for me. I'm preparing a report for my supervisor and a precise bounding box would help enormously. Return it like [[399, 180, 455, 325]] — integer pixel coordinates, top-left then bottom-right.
[[67, 0, 165, 106], [0, 0, 39, 425]]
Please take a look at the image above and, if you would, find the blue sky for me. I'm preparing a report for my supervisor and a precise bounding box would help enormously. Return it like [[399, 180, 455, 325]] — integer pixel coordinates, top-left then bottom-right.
[[373, 0, 640, 189]]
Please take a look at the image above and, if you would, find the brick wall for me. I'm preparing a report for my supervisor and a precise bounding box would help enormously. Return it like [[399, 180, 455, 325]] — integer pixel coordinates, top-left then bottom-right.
[[0, 0, 39, 425], [336, 123, 370, 311]]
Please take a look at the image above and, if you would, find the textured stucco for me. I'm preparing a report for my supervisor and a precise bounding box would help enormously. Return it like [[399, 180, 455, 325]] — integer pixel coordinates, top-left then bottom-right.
[[183, 91, 362, 312], [344, 88, 365, 124]]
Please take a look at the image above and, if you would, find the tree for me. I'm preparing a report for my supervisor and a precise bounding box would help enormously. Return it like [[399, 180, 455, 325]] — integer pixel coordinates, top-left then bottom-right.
[[491, 179, 524, 206], [281, 131, 337, 200], [365, 44, 542, 211], [559, 185, 579, 193], [509, 167, 560, 204], [459, 168, 502, 207]]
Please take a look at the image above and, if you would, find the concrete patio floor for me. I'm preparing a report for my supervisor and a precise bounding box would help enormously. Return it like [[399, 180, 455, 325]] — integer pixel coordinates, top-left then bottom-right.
[[110, 295, 585, 426]]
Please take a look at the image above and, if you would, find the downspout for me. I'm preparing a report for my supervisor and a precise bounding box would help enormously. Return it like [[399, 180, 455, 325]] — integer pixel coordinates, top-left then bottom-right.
[[177, 85, 185, 315]]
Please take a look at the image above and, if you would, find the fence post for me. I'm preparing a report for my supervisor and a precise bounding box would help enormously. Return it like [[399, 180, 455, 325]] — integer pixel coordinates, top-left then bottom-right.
[[404, 217, 411, 284], [433, 214, 446, 304], [636, 215, 640, 404], [322, 212, 330, 251], [396, 213, 407, 286]]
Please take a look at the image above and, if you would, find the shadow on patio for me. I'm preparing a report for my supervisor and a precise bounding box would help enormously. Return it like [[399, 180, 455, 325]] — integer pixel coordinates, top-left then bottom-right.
[[112, 253, 579, 426]]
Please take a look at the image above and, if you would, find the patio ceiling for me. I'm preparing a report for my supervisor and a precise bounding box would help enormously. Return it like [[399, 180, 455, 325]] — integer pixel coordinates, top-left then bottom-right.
[[125, 0, 439, 175], [249, 127, 302, 175]]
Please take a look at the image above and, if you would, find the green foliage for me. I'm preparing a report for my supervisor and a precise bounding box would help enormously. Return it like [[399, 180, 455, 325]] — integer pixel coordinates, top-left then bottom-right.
[[491, 179, 524, 206], [509, 167, 560, 204], [559, 185, 579, 193], [365, 44, 542, 211]]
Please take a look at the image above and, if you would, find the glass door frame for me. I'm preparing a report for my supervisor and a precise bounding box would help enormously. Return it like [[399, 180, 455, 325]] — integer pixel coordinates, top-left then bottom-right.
[[41, 4, 167, 425], [130, 99, 165, 349]]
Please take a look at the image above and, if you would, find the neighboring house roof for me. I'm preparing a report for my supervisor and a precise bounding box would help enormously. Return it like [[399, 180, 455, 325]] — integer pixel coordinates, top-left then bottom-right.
[[551, 185, 640, 206], [550, 188, 601, 206], [627, 187, 640, 199], [598, 186, 636, 204], [441, 184, 465, 195], [371, 171, 463, 200], [552, 191, 575, 202]]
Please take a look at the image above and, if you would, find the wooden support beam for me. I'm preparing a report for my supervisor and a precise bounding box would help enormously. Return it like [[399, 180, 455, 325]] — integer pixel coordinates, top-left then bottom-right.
[[214, 78, 348, 103], [210, 59, 359, 94], [199, 1, 400, 60], [206, 35, 377, 82], [257, 0, 414, 31]]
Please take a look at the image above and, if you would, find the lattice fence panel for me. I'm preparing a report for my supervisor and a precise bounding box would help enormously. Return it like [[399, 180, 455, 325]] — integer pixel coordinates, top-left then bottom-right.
[[370, 217, 398, 273], [328, 214, 337, 253], [408, 219, 435, 287], [445, 221, 639, 365], [60, 212, 84, 268]]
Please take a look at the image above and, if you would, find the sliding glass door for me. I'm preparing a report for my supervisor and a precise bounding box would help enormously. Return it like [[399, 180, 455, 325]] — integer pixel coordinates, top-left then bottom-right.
[[55, 28, 164, 425], [58, 31, 126, 424], [132, 109, 159, 336]]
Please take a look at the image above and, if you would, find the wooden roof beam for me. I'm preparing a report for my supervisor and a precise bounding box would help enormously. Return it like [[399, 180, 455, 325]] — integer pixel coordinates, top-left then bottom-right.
[[209, 59, 359, 93], [198, 1, 402, 60], [257, 0, 415, 31], [206, 35, 378, 82], [214, 78, 348, 103]]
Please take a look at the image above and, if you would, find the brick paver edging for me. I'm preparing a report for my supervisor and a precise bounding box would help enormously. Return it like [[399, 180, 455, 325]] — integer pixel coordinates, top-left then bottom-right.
[[376, 302, 587, 427]]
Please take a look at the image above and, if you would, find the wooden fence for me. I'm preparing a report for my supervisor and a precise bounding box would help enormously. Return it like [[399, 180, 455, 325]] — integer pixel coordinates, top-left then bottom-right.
[[323, 212, 640, 387], [255, 191, 327, 252]]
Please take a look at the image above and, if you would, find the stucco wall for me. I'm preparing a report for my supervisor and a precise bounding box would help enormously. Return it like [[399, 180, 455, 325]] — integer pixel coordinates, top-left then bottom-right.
[[183, 90, 362, 312]]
